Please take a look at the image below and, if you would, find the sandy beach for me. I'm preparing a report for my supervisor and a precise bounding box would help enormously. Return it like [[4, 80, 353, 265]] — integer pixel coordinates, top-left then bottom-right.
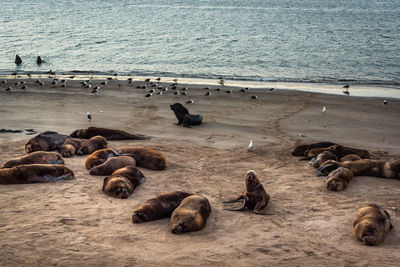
[[0, 77, 399, 266]]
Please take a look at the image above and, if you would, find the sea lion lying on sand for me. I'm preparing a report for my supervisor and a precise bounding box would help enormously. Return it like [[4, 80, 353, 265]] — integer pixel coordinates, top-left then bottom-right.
[[118, 146, 167, 171], [25, 131, 70, 154], [2, 151, 64, 168], [102, 166, 145, 199], [170, 194, 211, 234], [310, 151, 338, 168], [132, 191, 193, 223], [0, 164, 74, 184], [85, 148, 120, 170], [340, 154, 362, 162], [70, 126, 149, 140], [291, 142, 336, 157], [59, 138, 82, 157], [76, 135, 107, 155], [89, 156, 136, 175], [170, 103, 203, 127], [327, 145, 370, 159], [324, 167, 354, 191], [223, 170, 273, 215], [353, 204, 392, 246]]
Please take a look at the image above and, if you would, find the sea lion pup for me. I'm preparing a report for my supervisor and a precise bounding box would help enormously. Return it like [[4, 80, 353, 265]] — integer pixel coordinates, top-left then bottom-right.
[[310, 151, 338, 168], [317, 159, 400, 178], [85, 148, 120, 170], [89, 156, 136, 175], [170, 195, 211, 234], [0, 164, 74, 184], [76, 135, 107, 155], [25, 131, 70, 154], [2, 151, 64, 168], [102, 166, 146, 199], [118, 146, 167, 171], [291, 142, 336, 156], [324, 167, 354, 191], [132, 191, 193, 223], [353, 204, 392, 246], [223, 170, 273, 215], [59, 138, 82, 157], [70, 126, 149, 140], [340, 154, 362, 162], [170, 103, 203, 127]]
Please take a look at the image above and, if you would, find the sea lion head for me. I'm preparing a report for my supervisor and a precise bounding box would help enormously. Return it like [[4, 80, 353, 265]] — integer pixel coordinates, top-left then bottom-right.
[[357, 223, 381, 246], [25, 141, 42, 154], [245, 170, 261, 189], [170, 212, 195, 234], [103, 177, 133, 199], [70, 129, 85, 138]]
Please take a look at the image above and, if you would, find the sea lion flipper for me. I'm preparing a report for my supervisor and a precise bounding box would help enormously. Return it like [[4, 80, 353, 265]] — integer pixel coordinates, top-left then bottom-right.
[[223, 195, 244, 204], [316, 164, 338, 176], [254, 210, 275, 216], [224, 206, 246, 211]]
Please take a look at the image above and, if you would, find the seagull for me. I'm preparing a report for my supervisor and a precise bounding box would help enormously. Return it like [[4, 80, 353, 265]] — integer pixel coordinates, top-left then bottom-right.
[[127, 77, 133, 82], [187, 100, 194, 104], [181, 91, 188, 95], [86, 112, 92, 122], [182, 87, 188, 91], [322, 106, 326, 114], [145, 93, 153, 97], [214, 88, 221, 92], [144, 78, 150, 82], [149, 89, 155, 93], [1, 80, 6, 84], [141, 85, 147, 89], [162, 87, 168, 92], [155, 77, 161, 82], [158, 85, 163, 90], [205, 92, 212, 96], [156, 91, 163, 96], [383, 99, 388, 105], [174, 91, 180, 95], [218, 79, 226, 85], [269, 87, 276, 91], [5, 87, 12, 91], [21, 85, 27, 90], [240, 88, 247, 92], [38, 82, 44, 86], [225, 90, 232, 94], [299, 133, 306, 137], [91, 86, 100, 94], [204, 87, 210, 90], [248, 140, 254, 151], [173, 78, 178, 83], [343, 84, 350, 89], [251, 95, 258, 99], [100, 81, 107, 85], [170, 85, 177, 90]]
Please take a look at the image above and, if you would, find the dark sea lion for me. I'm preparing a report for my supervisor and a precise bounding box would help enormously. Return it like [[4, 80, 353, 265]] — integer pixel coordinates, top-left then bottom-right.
[[0, 164, 74, 184], [76, 135, 107, 155], [327, 145, 370, 159], [311, 151, 338, 168], [223, 170, 273, 215], [317, 159, 400, 178], [132, 191, 193, 223], [2, 151, 64, 168], [170, 103, 203, 127], [70, 126, 149, 140], [353, 204, 392, 246], [170, 195, 211, 234], [291, 142, 336, 156], [340, 154, 362, 162], [118, 146, 167, 171], [102, 166, 145, 199], [85, 148, 120, 170], [25, 131, 70, 154], [89, 156, 136, 175], [59, 138, 82, 157], [324, 167, 354, 191], [36, 56, 43, 64]]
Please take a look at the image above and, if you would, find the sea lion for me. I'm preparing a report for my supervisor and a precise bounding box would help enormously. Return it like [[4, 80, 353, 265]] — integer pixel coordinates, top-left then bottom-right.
[[70, 126, 149, 140], [317, 159, 400, 179], [327, 145, 370, 159], [25, 131, 70, 154], [353, 204, 392, 246], [0, 164, 74, 184], [324, 167, 354, 191], [170, 103, 203, 127], [118, 146, 167, 171], [15, 54, 22, 65], [170, 195, 211, 234], [223, 170, 273, 215], [291, 142, 336, 156], [340, 154, 362, 162], [76, 135, 107, 155], [85, 148, 120, 170], [59, 138, 82, 157], [89, 156, 136, 175], [102, 166, 145, 199], [132, 191, 193, 223], [2, 151, 64, 168], [311, 151, 338, 168]]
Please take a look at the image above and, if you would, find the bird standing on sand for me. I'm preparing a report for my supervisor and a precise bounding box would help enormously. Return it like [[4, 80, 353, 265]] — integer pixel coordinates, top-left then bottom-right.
[[15, 55, 22, 65], [383, 99, 388, 105], [322, 106, 326, 114], [87, 112, 92, 123], [187, 100, 194, 104], [343, 84, 350, 89], [205, 92, 211, 96], [91, 86, 100, 94], [251, 95, 258, 99], [248, 140, 254, 152]]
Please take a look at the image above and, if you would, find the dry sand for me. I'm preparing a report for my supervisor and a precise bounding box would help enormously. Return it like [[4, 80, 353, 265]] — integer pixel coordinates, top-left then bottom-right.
[[0, 77, 399, 266]]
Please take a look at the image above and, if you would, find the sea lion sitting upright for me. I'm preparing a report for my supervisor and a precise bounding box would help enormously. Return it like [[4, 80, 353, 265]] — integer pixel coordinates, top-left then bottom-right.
[[170, 194, 211, 234], [118, 146, 167, 171], [324, 167, 354, 191], [102, 166, 145, 199], [2, 151, 64, 168], [132, 191, 193, 223], [59, 138, 82, 157], [25, 131, 70, 154], [76, 135, 107, 155], [85, 148, 120, 170], [353, 204, 392, 246], [291, 142, 336, 157], [223, 170, 273, 215], [70, 126, 149, 140], [89, 156, 136, 175], [310, 151, 338, 168], [0, 164, 74, 184], [170, 103, 203, 127]]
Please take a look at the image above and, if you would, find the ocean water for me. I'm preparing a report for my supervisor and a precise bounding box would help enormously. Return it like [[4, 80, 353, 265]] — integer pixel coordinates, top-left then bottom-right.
[[1, 0, 399, 86]]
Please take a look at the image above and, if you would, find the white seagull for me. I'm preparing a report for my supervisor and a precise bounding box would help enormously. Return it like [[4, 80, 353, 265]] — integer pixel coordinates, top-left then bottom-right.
[[86, 112, 92, 122], [322, 106, 326, 114], [248, 140, 254, 151]]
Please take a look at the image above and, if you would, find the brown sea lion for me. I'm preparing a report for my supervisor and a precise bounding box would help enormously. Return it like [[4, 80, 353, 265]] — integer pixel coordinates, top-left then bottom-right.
[[132, 191, 193, 223], [76, 135, 107, 155], [59, 138, 82, 157], [25, 131, 70, 154], [340, 154, 362, 162], [70, 126, 149, 140], [311, 151, 338, 168], [102, 166, 145, 199], [85, 148, 120, 170], [317, 159, 400, 179], [89, 156, 136, 175], [170, 195, 211, 234], [118, 146, 167, 171], [223, 170, 273, 215], [2, 151, 64, 168], [0, 164, 74, 184], [328, 145, 370, 159], [324, 167, 354, 191], [353, 204, 392, 246], [291, 142, 336, 156]]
